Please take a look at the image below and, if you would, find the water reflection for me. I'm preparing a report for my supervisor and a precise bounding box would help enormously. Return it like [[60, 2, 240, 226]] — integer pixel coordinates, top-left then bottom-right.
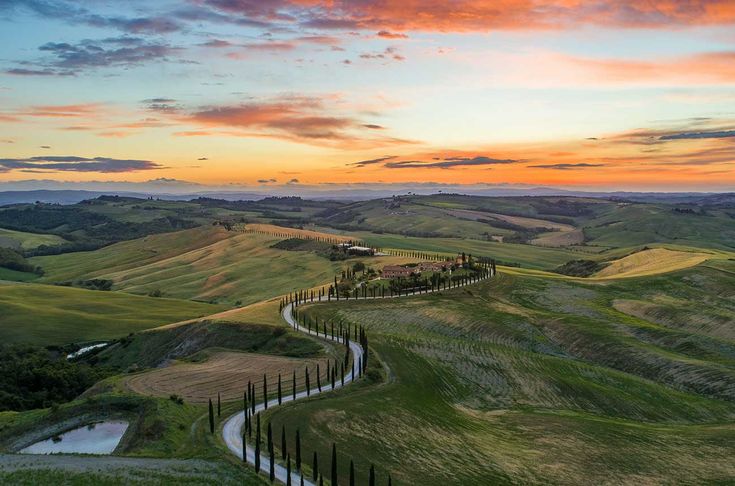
[[19, 420, 128, 455]]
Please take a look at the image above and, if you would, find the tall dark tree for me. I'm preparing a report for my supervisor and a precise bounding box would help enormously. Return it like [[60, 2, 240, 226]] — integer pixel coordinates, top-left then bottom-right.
[[305, 367, 311, 396], [269, 425, 275, 482], [208, 398, 214, 434], [316, 363, 322, 392], [217, 392, 221, 417], [349, 460, 355, 486], [263, 373, 268, 409], [251, 382, 256, 414], [331, 443, 338, 486], [278, 373, 283, 405], [369, 464, 375, 486], [295, 429, 301, 470], [312, 451, 319, 481], [388, 473, 392, 486]]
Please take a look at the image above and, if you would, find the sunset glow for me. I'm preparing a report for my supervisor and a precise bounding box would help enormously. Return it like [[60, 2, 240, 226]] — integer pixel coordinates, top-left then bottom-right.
[[2, 0, 735, 191]]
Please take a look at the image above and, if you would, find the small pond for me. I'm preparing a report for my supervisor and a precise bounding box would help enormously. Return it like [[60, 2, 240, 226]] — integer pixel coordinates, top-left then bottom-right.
[[19, 420, 129, 455]]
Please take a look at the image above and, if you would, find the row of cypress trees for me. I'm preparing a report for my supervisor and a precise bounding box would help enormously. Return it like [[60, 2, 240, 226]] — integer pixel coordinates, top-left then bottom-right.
[[246, 415, 393, 486], [280, 259, 496, 311]]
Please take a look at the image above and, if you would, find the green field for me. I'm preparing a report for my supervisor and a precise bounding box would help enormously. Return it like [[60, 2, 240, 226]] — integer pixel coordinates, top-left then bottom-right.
[[0, 267, 40, 282], [0, 228, 67, 251], [355, 231, 595, 269], [33, 226, 409, 306], [263, 263, 735, 485], [0, 282, 223, 346]]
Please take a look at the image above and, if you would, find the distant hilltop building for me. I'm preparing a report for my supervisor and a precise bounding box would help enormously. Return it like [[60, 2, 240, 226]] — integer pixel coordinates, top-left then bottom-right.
[[418, 261, 449, 273]]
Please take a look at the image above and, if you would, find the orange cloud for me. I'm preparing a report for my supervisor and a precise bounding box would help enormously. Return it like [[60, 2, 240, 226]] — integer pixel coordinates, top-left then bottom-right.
[[165, 95, 417, 149], [570, 51, 735, 84], [338, 119, 735, 187], [204, 1, 735, 32], [21, 103, 107, 118]]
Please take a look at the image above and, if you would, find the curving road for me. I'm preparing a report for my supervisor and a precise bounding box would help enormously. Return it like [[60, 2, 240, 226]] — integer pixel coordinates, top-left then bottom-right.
[[222, 269, 494, 484]]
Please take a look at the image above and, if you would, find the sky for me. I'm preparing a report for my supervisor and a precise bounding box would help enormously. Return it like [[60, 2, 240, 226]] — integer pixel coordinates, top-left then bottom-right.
[[1, 0, 735, 192]]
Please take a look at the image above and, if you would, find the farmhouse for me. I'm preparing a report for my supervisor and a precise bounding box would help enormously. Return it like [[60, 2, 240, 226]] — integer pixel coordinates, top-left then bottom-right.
[[382, 265, 415, 279], [418, 261, 449, 272]]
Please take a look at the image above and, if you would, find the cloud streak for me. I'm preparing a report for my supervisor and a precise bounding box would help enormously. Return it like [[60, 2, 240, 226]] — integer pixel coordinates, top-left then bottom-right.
[[530, 163, 605, 170], [0, 156, 162, 173], [163, 95, 416, 148], [6, 37, 178, 76]]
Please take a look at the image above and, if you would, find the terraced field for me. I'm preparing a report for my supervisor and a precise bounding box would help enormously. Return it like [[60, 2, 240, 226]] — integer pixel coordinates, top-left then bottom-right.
[[265, 263, 735, 485]]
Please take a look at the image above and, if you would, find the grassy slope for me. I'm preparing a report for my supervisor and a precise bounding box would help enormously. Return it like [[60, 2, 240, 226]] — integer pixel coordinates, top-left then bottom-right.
[[0, 227, 67, 250], [593, 247, 713, 278], [355, 231, 594, 269], [265, 265, 735, 485], [0, 267, 40, 282], [0, 281, 222, 346], [33, 226, 410, 306], [583, 203, 735, 250]]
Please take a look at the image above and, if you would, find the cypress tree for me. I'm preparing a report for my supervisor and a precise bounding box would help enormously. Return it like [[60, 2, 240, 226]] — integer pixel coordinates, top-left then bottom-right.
[[217, 392, 221, 417], [269, 423, 275, 482], [281, 424, 287, 459], [305, 367, 310, 396], [293, 370, 297, 400], [208, 398, 214, 434], [263, 374, 268, 409], [278, 373, 283, 405], [331, 443, 338, 486], [369, 464, 375, 486], [320, 474, 324, 486], [312, 451, 319, 481], [295, 429, 301, 470], [388, 474, 392, 486], [317, 363, 322, 392], [349, 460, 355, 486]]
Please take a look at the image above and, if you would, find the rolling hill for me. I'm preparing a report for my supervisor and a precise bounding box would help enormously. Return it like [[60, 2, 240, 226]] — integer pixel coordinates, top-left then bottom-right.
[[0, 281, 222, 346], [275, 262, 735, 485]]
